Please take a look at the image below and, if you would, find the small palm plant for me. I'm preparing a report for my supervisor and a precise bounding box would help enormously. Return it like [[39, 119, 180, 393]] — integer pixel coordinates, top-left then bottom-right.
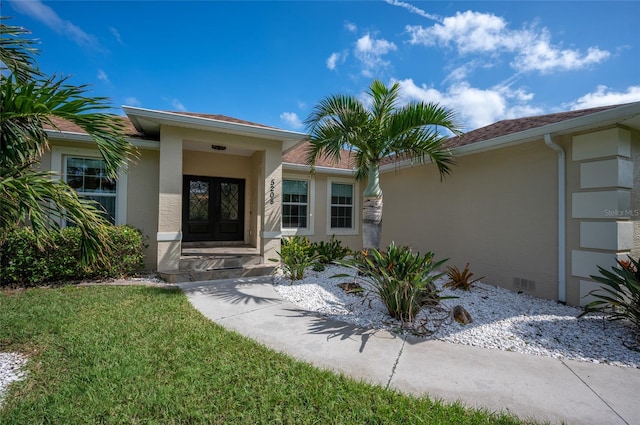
[[272, 236, 318, 282], [579, 257, 640, 335], [336, 242, 449, 324]]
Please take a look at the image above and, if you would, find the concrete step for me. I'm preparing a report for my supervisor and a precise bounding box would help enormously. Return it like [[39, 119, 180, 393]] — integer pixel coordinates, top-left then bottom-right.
[[182, 241, 248, 249], [158, 264, 276, 284], [179, 254, 262, 271]]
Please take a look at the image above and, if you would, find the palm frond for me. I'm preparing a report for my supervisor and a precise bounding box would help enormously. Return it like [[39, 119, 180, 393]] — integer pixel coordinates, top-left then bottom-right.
[[0, 19, 40, 82], [1, 74, 137, 178], [368, 80, 400, 124], [0, 168, 113, 264], [304, 94, 369, 168]]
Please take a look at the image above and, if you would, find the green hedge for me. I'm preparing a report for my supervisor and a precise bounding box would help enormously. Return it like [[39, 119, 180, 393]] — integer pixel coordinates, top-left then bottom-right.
[[0, 225, 146, 287]]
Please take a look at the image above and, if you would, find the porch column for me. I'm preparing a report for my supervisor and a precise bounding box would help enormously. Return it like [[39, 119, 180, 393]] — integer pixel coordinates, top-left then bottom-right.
[[261, 147, 282, 261], [157, 126, 183, 271]]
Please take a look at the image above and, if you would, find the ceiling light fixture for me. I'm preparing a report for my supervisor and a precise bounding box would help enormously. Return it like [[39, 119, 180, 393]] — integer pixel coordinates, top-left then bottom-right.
[[211, 145, 227, 151]]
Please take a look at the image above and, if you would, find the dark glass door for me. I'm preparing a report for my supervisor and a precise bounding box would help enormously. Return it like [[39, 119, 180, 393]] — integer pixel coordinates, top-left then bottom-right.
[[182, 176, 245, 242]]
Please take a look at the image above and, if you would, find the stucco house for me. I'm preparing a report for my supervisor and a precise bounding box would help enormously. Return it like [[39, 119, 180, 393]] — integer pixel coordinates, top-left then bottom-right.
[[43, 101, 640, 306]]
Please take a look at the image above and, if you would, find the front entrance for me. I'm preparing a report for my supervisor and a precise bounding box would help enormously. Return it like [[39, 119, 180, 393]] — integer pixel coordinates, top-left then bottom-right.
[[182, 175, 245, 242]]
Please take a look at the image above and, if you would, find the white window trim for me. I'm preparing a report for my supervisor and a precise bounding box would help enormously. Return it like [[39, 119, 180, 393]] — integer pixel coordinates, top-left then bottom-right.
[[281, 175, 315, 236], [326, 177, 359, 236], [51, 146, 128, 225]]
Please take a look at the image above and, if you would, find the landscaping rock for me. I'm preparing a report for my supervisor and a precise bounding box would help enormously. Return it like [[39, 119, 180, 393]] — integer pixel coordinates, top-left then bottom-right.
[[452, 305, 473, 325]]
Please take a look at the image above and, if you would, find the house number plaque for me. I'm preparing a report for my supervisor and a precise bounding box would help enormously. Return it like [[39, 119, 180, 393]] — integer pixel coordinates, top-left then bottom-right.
[[269, 179, 275, 205]]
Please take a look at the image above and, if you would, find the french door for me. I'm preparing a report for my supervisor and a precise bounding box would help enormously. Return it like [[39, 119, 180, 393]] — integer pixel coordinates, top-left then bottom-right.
[[182, 176, 245, 242]]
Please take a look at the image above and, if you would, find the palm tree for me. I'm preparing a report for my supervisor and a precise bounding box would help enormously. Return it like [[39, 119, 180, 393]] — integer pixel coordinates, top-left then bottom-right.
[[0, 19, 136, 263], [305, 80, 463, 250]]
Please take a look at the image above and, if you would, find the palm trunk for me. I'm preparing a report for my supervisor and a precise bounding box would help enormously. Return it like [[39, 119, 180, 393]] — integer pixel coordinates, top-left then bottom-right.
[[362, 166, 383, 250], [362, 197, 382, 250]]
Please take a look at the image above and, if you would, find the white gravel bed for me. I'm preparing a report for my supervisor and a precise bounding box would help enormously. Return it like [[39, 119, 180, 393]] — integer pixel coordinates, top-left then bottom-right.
[[274, 264, 640, 368], [0, 352, 27, 406]]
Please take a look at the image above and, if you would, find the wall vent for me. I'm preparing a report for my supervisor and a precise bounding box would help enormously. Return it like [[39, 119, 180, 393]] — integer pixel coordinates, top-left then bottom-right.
[[513, 277, 536, 293]]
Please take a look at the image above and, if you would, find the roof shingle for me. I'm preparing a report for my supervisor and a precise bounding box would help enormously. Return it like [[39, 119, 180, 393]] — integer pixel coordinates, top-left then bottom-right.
[[44, 115, 143, 138], [282, 141, 356, 170], [162, 111, 276, 129], [447, 104, 621, 148]]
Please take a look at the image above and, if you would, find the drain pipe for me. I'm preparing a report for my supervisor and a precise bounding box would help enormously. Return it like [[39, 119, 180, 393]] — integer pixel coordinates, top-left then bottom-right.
[[544, 133, 566, 303]]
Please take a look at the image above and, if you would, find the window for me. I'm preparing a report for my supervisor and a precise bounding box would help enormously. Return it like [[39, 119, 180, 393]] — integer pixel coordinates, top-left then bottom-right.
[[66, 156, 117, 224], [51, 146, 127, 226], [282, 179, 308, 228], [281, 176, 314, 236], [327, 179, 358, 235]]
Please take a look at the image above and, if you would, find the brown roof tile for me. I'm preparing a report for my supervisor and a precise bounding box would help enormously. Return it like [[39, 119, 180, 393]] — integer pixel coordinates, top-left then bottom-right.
[[447, 104, 620, 148], [164, 111, 276, 129], [45, 115, 143, 138], [283, 141, 356, 170]]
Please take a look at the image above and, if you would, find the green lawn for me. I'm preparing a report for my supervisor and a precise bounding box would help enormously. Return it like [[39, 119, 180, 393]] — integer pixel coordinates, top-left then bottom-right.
[[0, 285, 530, 424]]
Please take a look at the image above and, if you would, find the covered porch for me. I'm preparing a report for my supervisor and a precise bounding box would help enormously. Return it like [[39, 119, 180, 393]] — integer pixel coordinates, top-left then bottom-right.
[[123, 107, 307, 282]]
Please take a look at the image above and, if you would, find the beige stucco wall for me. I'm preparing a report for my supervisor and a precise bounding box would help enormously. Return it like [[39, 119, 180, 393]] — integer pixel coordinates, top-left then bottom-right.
[[250, 151, 264, 248], [183, 150, 251, 179], [126, 148, 159, 269], [380, 140, 559, 301], [564, 134, 583, 306]]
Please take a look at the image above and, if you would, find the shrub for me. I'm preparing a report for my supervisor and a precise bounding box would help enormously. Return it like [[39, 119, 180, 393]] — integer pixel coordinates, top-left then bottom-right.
[[444, 263, 484, 291], [579, 256, 640, 333], [0, 225, 146, 287], [312, 235, 351, 264], [336, 242, 449, 323], [272, 236, 318, 281]]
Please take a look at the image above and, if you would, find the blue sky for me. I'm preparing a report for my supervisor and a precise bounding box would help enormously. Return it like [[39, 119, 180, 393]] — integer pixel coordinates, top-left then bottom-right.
[[6, 0, 640, 132]]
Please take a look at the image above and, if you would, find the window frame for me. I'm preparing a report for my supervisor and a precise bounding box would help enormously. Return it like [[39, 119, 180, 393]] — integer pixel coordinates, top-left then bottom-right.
[[281, 175, 315, 236], [51, 146, 128, 226], [326, 177, 359, 236]]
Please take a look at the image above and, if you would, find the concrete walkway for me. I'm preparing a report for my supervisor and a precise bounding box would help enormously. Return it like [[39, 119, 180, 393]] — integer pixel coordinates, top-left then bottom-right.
[[179, 277, 640, 425]]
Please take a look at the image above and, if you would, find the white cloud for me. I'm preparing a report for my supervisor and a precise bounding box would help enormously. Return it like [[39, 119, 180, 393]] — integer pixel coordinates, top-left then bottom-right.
[[514, 41, 610, 73], [280, 112, 304, 130], [568, 85, 640, 110], [344, 21, 357, 32], [110, 27, 124, 45], [327, 52, 340, 70], [297, 100, 307, 110], [124, 97, 141, 107], [385, 0, 441, 21], [406, 10, 610, 73], [394, 78, 545, 130], [327, 50, 349, 71], [97, 69, 110, 83], [355, 33, 397, 75], [9, 0, 100, 49], [171, 98, 187, 112]]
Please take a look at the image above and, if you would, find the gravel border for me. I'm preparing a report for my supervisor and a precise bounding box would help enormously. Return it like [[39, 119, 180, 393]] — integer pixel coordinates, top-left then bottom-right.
[[274, 264, 640, 368], [0, 352, 27, 407]]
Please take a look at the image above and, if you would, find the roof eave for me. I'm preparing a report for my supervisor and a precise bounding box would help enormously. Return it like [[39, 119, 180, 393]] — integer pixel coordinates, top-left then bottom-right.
[[380, 102, 640, 173], [122, 105, 307, 152], [283, 162, 356, 176], [45, 129, 160, 150]]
